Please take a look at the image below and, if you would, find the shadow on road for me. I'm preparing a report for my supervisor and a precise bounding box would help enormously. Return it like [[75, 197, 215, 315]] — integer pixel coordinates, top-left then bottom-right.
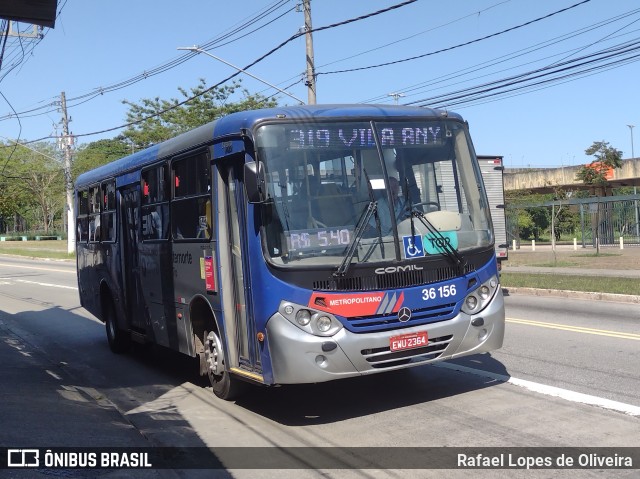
[[1, 303, 511, 431], [0, 307, 233, 478]]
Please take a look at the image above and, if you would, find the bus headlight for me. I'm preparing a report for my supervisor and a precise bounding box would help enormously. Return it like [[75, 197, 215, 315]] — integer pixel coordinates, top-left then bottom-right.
[[478, 285, 491, 300], [296, 309, 312, 326], [465, 296, 478, 310], [461, 275, 499, 315], [315, 315, 332, 332], [279, 301, 343, 337]]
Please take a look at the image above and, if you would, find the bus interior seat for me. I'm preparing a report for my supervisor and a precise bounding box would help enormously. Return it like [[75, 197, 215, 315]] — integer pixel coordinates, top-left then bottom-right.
[[313, 183, 356, 227]]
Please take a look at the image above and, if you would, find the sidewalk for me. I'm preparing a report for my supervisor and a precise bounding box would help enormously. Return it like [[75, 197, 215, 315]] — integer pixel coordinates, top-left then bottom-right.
[[0, 317, 168, 478]]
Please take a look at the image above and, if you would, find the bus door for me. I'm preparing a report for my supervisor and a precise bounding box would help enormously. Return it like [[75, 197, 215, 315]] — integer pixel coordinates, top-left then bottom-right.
[[218, 156, 262, 380], [120, 185, 147, 331]]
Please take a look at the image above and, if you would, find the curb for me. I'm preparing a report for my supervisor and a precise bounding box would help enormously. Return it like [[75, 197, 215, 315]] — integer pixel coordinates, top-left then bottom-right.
[[503, 287, 640, 304]]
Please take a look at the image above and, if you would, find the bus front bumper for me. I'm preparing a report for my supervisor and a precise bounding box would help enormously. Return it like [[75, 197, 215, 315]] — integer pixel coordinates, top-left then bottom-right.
[[266, 288, 505, 385]]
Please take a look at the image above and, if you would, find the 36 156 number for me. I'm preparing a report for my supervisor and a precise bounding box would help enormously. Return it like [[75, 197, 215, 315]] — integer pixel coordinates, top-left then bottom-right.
[[422, 284, 457, 301]]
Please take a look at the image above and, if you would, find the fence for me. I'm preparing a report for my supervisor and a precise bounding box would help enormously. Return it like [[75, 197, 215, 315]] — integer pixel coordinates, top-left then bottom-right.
[[506, 194, 640, 248]]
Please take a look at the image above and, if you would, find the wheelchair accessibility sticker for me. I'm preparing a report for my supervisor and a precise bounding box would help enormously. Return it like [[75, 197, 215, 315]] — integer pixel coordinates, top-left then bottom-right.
[[402, 235, 425, 259]]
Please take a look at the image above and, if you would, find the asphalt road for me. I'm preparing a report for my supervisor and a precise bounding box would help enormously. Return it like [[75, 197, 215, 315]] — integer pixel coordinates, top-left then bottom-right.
[[0, 256, 639, 478]]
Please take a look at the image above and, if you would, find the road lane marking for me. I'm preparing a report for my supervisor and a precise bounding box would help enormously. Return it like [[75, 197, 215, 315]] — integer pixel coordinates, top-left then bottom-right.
[[0, 262, 74, 274], [13, 279, 77, 291], [438, 362, 640, 417], [506, 317, 640, 341]]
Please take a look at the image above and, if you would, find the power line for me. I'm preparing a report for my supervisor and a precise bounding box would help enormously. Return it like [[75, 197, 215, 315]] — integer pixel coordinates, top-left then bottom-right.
[[408, 38, 640, 108], [361, 7, 640, 104], [316, 0, 592, 77], [4, 0, 420, 143], [0, 1, 295, 123], [233, 0, 418, 78], [316, 0, 512, 71]]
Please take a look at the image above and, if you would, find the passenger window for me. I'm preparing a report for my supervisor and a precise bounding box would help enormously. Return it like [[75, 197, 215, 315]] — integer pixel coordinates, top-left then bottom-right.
[[88, 186, 101, 242], [76, 190, 89, 242], [141, 164, 170, 241], [171, 152, 212, 241], [100, 181, 116, 242]]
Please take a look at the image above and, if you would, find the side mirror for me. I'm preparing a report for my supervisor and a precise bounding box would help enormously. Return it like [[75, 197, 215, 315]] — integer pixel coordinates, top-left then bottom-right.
[[244, 161, 266, 203]]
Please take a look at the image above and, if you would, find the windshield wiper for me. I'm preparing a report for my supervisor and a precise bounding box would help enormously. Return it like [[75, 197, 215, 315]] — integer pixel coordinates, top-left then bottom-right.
[[334, 169, 383, 277], [333, 199, 377, 277], [404, 177, 417, 239], [410, 209, 467, 276]]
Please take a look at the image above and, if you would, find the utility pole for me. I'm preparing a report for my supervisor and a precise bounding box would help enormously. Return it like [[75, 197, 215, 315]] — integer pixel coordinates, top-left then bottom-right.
[[388, 92, 405, 104], [303, 0, 316, 104], [59, 92, 76, 254], [628, 124, 639, 239]]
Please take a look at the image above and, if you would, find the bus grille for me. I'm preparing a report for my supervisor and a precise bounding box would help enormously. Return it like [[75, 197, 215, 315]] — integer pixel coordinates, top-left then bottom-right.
[[361, 334, 453, 369], [313, 264, 475, 291], [346, 302, 457, 332]]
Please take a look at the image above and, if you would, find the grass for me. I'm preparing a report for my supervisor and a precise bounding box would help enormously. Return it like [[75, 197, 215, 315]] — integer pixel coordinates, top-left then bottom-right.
[[530, 261, 577, 267], [570, 252, 621, 258], [503, 245, 638, 295], [501, 273, 638, 296], [0, 240, 74, 260]]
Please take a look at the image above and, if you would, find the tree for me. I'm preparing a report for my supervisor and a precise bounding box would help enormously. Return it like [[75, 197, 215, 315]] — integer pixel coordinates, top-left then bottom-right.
[[0, 142, 63, 233], [121, 79, 278, 149], [575, 141, 623, 251], [505, 191, 552, 242], [575, 141, 623, 193], [73, 137, 132, 180]]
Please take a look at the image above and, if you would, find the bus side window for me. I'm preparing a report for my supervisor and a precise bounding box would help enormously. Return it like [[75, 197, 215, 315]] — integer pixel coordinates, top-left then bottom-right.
[[141, 164, 170, 241], [88, 186, 101, 242], [76, 189, 89, 243], [100, 180, 116, 242], [171, 152, 211, 241]]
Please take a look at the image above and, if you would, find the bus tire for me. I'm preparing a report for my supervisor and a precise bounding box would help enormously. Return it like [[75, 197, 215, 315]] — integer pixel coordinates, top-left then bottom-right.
[[204, 330, 245, 400], [104, 298, 130, 354]]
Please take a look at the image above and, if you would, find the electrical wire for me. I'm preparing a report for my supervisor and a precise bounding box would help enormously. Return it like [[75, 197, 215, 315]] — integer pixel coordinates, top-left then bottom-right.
[[0, 0, 295, 123], [0, 21, 10, 72], [361, 7, 640, 103], [3, 0, 420, 143], [316, 0, 592, 77], [316, 0, 512, 71], [0, 90, 23, 175], [408, 38, 640, 108]]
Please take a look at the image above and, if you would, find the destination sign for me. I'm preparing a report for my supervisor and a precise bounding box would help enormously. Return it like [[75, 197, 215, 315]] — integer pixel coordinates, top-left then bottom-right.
[[287, 125, 443, 150]]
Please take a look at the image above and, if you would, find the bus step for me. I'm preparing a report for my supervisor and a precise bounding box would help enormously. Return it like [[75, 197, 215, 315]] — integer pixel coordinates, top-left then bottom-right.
[[130, 330, 147, 344]]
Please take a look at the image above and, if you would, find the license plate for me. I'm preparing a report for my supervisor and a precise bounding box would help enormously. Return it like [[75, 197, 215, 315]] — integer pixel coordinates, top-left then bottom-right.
[[390, 332, 428, 352]]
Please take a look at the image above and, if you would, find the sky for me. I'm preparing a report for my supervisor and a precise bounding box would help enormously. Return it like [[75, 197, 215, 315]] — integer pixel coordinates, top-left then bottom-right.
[[1, 0, 639, 169]]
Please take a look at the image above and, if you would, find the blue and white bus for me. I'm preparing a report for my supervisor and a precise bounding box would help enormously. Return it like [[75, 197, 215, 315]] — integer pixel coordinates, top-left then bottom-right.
[[75, 105, 504, 400]]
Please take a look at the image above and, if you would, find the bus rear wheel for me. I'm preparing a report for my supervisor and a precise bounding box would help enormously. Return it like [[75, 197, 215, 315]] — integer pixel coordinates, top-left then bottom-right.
[[104, 299, 129, 353], [204, 330, 244, 400]]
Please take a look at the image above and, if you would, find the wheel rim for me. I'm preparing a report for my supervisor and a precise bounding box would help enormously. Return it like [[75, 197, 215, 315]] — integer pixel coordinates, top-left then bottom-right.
[[204, 331, 224, 379], [106, 307, 116, 340]]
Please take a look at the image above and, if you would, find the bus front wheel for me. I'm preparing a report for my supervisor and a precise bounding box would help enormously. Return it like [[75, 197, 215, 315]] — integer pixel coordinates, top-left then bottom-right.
[[204, 330, 244, 400]]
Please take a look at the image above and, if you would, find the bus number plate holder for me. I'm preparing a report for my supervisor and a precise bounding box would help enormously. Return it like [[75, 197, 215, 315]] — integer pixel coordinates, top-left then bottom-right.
[[389, 332, 428, 352]]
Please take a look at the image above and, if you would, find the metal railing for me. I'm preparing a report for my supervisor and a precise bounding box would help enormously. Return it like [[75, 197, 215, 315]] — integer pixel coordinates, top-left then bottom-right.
[[506, 194, 640, 247]]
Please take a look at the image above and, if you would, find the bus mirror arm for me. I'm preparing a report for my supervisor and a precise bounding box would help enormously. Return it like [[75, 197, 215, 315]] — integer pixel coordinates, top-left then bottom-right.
[[245, 161, 266, 203]]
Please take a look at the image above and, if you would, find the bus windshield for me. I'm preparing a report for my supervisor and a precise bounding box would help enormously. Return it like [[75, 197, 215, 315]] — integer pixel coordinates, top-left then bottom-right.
[[256, 120, 493, 267]]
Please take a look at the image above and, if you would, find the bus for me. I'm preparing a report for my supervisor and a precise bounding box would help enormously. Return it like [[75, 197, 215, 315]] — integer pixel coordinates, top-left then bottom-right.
[[75, 104, 505, 400]]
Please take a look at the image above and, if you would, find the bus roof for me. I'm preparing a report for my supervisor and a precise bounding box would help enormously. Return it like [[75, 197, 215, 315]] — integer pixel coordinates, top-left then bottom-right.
[[75, 104, 461, 189]]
